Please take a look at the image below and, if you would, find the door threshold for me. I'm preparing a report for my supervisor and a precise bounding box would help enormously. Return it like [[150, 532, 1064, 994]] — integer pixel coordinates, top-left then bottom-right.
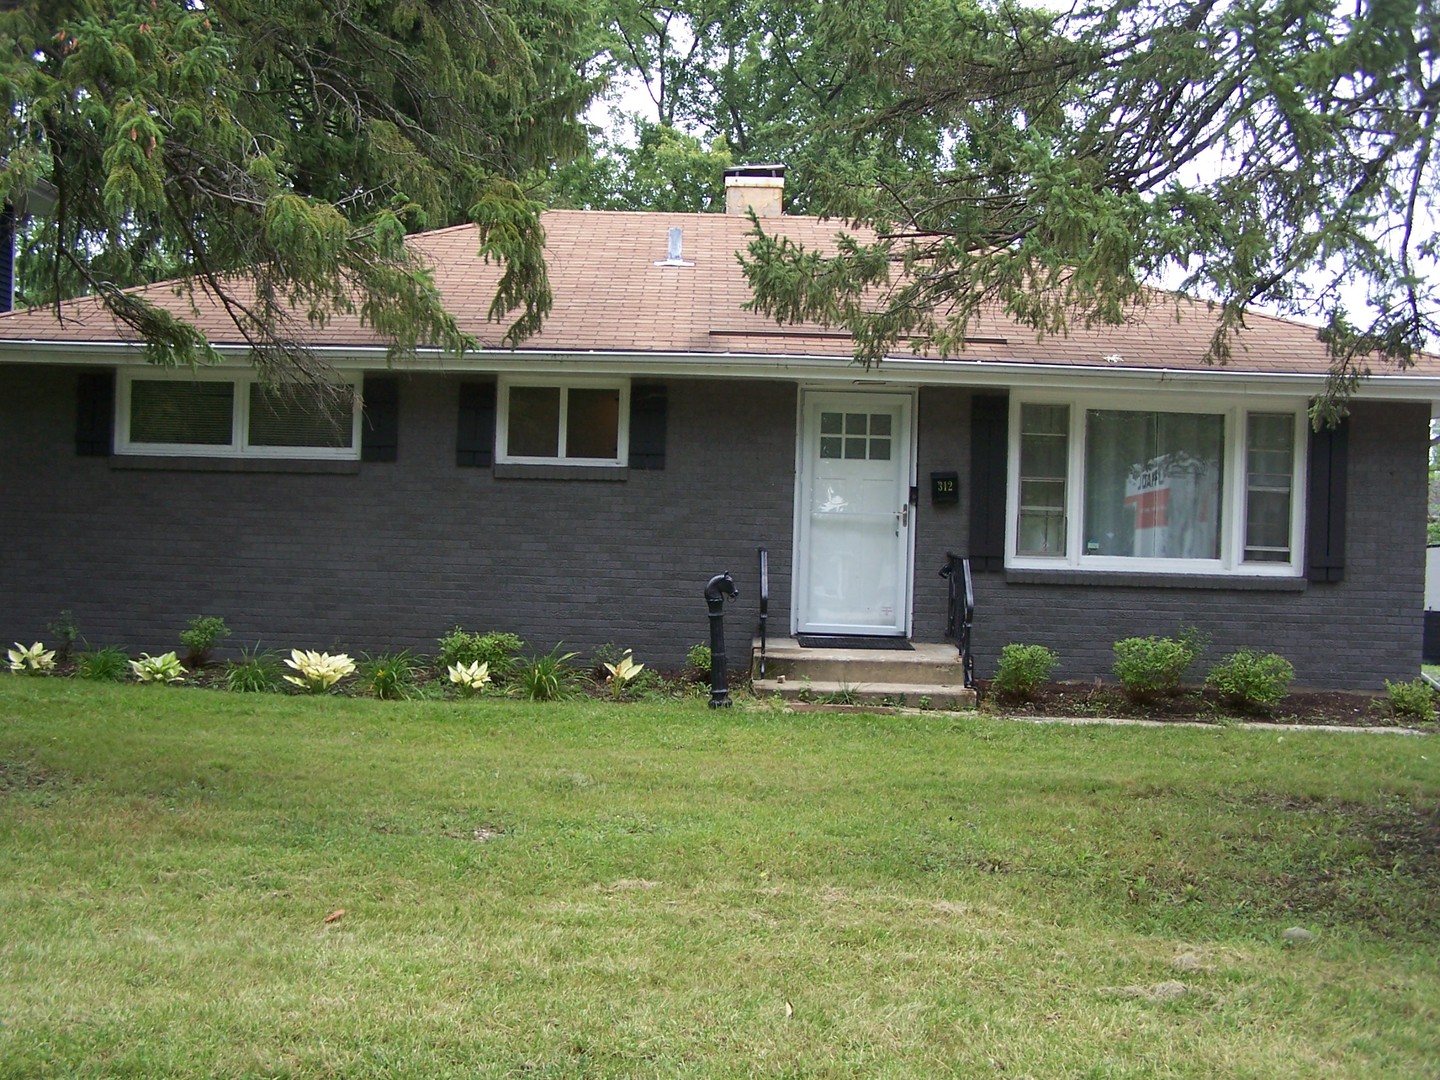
[[795, 635, 914, 651]]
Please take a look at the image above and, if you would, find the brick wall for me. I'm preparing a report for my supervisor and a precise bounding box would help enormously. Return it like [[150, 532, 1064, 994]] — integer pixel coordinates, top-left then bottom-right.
[[911, 389, 1428, 689], [1, 366, 1425, 687], [0, 367, 793, 670]]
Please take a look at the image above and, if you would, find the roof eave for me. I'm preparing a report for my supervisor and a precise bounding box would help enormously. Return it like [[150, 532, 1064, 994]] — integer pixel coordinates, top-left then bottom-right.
[[2, 339, 1438, 407]]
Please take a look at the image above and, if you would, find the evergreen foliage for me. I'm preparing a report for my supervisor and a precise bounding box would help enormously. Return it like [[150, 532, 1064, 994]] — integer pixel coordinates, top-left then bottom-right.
[[0, 0, 598, 377]]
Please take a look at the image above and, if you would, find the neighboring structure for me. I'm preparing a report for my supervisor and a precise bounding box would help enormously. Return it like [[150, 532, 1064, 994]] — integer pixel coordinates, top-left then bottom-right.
[[1, 166, 1436, 688]]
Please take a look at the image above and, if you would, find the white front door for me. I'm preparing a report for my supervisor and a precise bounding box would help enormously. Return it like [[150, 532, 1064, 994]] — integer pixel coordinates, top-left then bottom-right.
[[795, 390, 915, 635]]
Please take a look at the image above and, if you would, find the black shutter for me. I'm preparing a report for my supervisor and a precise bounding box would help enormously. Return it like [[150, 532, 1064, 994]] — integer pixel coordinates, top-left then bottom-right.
[[969, 393, 1009, 572], [456, 381, 496, 467], [75, 370, 115, 457], [0, 204, 13, 313], [628, 383, 667, 470], [360, 376, 399, 462], [1305, 417, 1348, 582]]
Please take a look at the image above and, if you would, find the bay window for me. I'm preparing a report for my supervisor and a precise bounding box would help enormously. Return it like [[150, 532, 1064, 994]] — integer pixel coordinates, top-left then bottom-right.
[[1008, 396, 1306, 574]]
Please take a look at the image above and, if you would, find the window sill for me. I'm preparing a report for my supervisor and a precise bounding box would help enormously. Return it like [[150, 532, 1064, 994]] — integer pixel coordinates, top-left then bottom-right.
[[493, 463, 628, 481], [1004, 568, 1307, 591], [111, 455, 361, 475]]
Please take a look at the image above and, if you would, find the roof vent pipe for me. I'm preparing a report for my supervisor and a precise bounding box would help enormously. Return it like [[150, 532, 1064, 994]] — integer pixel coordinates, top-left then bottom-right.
[[653, 225, 694, 267]]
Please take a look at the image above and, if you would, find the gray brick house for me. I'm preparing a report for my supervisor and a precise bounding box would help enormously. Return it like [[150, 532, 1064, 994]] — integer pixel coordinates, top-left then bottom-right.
[[2, 170, 1436, 688]]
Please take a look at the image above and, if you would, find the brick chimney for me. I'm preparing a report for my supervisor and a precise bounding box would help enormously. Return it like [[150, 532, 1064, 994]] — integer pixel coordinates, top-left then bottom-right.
[[723, 164, 785, 218]]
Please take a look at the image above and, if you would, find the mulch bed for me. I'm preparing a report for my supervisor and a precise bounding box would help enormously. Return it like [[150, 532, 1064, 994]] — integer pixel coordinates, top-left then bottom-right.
[[979, 680, 1418, 728]]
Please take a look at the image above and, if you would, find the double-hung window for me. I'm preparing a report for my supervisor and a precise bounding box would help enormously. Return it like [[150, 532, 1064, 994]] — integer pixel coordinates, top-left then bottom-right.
[[1009, 395, 1306, 575], [496, 377, 628, 466], [117, 371, 361, 459]]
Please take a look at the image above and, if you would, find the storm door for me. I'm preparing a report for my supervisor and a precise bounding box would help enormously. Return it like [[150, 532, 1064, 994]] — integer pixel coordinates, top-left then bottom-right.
[[795, 391, 915, 635]]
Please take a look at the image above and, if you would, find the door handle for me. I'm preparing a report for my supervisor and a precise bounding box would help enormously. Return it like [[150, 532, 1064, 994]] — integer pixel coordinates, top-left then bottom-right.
[[896, 504, 909, 534]]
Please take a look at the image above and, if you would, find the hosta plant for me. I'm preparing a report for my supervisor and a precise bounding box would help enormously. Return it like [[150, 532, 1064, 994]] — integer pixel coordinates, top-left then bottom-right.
[[603, 650, 645, 699], [130, 651, 186, 684], [448, 660, 491, 696], [283, 650, 356, 694], [7, 642, 56, 675]]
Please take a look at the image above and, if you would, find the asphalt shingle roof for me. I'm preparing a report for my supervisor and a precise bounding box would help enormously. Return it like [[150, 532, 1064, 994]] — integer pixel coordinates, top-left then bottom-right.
[[1, 208, 1435, 378]]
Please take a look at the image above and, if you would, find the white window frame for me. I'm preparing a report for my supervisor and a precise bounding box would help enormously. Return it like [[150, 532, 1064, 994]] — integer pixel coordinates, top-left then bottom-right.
[[495, 376, 630, 467], [1005, 391, 1308, 577], [116, 369, 363, 460]]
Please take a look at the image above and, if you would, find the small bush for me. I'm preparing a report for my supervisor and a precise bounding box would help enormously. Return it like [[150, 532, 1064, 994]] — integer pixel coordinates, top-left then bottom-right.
[[225, 649, 283, 693], [179, 616, 231, 667], [1206, 649, 1295, 710], [1113, 635, 1199, 701], [131, 651, 186, 684], [359, 650, 420, 700], [1385, 678, 1437, 723], [686, 644, 713, 677], [514, 645, 580, 702], [47, 611, 79, 663], [75, 646, 130, 682], [437, 628, 525, 681], [991, 643, 1058, 701]]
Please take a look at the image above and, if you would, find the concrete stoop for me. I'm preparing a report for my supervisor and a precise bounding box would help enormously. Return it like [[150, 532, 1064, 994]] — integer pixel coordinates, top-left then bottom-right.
[[750, 637, 977, 709]]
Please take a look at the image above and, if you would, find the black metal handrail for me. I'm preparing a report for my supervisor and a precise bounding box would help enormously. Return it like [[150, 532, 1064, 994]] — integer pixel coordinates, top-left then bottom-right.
[[939, 553, 975, 688], [756, 547, 769, 676]]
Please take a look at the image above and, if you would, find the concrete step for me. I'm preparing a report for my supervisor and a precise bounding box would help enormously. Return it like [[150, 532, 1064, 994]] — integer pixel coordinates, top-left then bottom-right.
[[750, 677, 976, 710], [752, 637, 966, 685]]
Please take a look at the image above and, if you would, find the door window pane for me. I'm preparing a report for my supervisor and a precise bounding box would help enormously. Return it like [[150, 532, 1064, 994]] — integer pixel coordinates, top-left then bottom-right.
[[1084, 410, 1223, 559], [130, 380, 234, 445]]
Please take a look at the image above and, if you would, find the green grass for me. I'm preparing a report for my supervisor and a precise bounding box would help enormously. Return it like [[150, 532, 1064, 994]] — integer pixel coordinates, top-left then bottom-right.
[[2, 680, 1437, 1077]]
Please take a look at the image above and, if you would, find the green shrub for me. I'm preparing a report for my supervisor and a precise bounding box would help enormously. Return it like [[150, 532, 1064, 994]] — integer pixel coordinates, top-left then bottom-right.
[[75, 646, 130, 682], [1206, 649, 1295, 709], [686, 644, 713, 677], [991, 643, 1058, 701], [437, 628, 525, 680], [514, 645, 580, 702], [179, 616, 230, 667], [225, 649, 283, 693], [359, 650, 420, 700], [1385, 678, 1437, 723], [47, 610, 79, 663], [1112, 635, 1199, 701]]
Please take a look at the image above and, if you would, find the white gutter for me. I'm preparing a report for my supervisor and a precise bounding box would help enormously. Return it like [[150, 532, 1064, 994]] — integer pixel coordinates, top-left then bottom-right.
[[2, 338, 1439, 404]]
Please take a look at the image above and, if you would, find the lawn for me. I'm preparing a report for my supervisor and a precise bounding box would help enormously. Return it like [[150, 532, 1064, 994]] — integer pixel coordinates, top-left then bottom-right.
[[1, 680, 1437, 1078]]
